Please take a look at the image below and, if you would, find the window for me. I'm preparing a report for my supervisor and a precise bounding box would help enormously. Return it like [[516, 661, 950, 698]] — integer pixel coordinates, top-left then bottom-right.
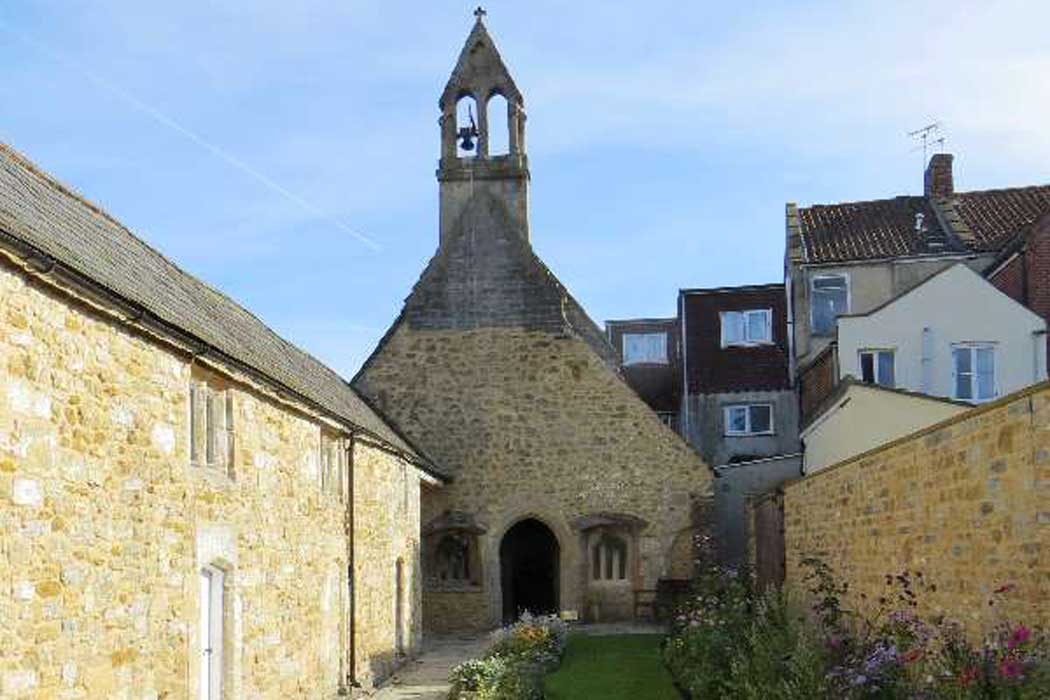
[[811, 274, 849, 335], [720, 309, 773, 347], [190, 379, 234, 473], [859, 349, 895, 387], [199, 565, 225, 700], [320, 431, 347, 500], [953, 344, 996, 402], [724, 404, 774, 436], [592, 533, 627, 581], [622, 332, 668, 365], [656, 412, 678, 431]]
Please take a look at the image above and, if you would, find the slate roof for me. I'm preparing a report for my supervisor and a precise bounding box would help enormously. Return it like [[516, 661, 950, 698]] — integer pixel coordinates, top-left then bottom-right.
[[0, 142, 443, 477], [797, 185, 1050, 264]]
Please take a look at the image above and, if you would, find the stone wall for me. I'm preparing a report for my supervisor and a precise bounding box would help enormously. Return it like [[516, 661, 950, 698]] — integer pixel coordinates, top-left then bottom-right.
[[356, 325, 712, 632], [0, 261, 419, 697], [783, 382, 1050, 636], [352, 441, 422, 687]]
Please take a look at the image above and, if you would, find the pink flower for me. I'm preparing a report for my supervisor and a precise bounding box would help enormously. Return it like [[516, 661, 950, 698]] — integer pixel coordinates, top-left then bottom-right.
[[998, 658, 1024, 679], [1007, 624, 1031, 650]]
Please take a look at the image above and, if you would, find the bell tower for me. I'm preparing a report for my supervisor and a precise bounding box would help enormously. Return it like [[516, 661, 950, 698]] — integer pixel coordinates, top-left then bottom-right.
[[438, 8, 529, 247]]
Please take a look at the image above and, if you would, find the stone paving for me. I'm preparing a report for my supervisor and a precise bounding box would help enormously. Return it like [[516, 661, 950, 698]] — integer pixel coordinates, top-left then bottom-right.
[[365, 622, 667, 699]]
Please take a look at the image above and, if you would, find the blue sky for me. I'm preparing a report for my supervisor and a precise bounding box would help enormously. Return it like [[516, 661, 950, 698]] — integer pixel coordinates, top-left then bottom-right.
[[2, 1, 1048, 376]]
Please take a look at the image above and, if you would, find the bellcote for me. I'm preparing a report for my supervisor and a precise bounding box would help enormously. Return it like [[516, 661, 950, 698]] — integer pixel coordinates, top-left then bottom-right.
[[437, 9, 530, 246]]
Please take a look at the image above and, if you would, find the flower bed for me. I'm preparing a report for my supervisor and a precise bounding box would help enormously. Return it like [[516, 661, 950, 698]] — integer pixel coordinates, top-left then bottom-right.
[[664, 558, 1050, 698], [448, 613, 568, 700]]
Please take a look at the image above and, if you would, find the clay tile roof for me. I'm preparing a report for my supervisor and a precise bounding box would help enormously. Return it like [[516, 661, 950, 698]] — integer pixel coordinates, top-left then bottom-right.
[[798, 184, 1050, 264], [0, 142, 445, 478], [952, 185, 1050, 251]]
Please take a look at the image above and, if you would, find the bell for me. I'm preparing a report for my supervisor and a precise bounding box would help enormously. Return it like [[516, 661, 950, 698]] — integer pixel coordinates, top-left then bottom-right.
[[458, 128, 476, 151]]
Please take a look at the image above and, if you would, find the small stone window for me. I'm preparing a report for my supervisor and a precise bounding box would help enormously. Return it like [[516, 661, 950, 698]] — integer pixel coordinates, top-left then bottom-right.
[[436, 533, 473, 582], [592, 533, 628, 581], [190, 375, 234, 474], [320, 430, 347, 501]]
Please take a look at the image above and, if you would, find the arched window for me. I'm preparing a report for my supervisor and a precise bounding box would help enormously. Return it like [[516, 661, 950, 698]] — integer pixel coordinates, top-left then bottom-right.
[[592, 533, 628, 581], [436, 533, 472, 582], [487, 93, 509, 156], [455, 95, 479, 158]]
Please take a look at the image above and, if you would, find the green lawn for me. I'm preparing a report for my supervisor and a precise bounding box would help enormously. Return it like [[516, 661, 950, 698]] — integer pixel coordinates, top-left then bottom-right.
[[544, 634, 681, 700]]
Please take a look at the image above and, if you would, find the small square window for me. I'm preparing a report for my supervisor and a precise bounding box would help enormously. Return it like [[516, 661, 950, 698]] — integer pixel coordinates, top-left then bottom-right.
[[720, 309, 773, 347], [724, 404, 774, 436], [622, 332, 668, 365], [859, 349, 895, 388]]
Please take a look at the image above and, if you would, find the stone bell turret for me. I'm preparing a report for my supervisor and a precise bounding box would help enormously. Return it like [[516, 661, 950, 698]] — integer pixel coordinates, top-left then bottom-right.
[[437, 8, 530, 247]]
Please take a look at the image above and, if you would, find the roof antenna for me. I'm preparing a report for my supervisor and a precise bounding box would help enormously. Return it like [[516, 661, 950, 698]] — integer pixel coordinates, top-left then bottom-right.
[[908, 121, 944, 167]]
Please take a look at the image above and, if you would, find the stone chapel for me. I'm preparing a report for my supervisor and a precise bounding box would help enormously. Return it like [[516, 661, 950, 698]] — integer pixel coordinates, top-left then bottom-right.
[[353, 14, 712, 632]]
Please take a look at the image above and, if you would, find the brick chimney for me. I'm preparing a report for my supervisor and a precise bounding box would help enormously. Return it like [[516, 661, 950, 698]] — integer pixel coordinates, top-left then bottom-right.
[[924, 153, 954, 198]]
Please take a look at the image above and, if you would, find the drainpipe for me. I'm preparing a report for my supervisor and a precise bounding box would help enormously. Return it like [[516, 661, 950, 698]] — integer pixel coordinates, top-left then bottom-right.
[[345, 433, 357, 692]]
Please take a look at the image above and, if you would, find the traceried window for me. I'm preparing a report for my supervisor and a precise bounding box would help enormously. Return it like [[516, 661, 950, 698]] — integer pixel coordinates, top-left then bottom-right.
[[622, 332, 668, 365], [811, 274, 849, 335], [859, 349, 895, 388], [720, 309, 773, 347], [320, 430, 347, 500], [724, 404, 774, 436], [436, 534, 473, 582], [592, 533, 628, 581], [190, 379, 234, 474], [953, 344, 996, 402]]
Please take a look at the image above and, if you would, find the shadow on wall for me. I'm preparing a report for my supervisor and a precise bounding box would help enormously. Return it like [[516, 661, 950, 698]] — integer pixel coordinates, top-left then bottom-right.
[[713, 455, 801, 567]]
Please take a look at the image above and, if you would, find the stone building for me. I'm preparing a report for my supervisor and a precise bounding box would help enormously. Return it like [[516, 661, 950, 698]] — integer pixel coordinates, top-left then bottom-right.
[[0, 142, 443, 697], [353, 15, 712, 632]]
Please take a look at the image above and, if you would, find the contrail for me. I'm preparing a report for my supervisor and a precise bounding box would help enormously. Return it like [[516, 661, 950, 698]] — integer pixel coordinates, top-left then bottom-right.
[[0, 21, 381, 251]]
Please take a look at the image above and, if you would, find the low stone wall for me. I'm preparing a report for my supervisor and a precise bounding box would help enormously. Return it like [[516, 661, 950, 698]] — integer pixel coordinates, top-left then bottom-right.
[[783, 382, 1050, 636]]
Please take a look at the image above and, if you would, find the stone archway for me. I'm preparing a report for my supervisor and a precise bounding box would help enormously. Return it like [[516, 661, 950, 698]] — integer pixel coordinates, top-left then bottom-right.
[[499, 518, 559, 622]]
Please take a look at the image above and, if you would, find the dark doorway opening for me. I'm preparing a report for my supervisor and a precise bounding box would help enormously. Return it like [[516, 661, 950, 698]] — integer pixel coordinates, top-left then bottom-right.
[[500, 519, 560, 623]]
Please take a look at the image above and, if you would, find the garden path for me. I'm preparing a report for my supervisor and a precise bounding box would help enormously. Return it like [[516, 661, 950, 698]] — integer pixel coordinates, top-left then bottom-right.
[[366, 633, 490, 700]]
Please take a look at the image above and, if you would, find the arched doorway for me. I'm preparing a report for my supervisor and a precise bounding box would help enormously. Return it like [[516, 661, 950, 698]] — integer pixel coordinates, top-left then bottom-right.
[[500, 519, 559, 623]]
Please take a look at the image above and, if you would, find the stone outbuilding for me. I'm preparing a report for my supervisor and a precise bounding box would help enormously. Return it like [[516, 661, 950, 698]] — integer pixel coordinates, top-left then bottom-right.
[[353, 15, 712, 632]]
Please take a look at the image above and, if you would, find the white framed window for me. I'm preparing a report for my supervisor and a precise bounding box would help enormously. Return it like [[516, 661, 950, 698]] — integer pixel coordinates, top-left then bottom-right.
[[190, 379, 234, 474], [591, 533, 628, 581], [656, 412, 677, 431], [859, 349, 895, 388], [622, 332, 668, 365], [724, 404, 774, 436], [720, 309, 773, 347], [811, 274, 849, 335], [952, 344, 996, 402]]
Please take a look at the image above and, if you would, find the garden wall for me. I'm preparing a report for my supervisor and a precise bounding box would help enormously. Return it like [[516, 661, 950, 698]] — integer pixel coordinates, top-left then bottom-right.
[[782, 381, 1050, 636]]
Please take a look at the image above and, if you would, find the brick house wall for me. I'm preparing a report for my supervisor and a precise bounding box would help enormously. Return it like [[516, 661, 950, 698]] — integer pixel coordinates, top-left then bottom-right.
[[988, 213, 1050, 368]]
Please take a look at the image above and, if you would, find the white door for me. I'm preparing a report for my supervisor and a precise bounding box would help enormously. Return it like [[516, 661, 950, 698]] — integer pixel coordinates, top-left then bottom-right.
[[199, 567, 224, 700]]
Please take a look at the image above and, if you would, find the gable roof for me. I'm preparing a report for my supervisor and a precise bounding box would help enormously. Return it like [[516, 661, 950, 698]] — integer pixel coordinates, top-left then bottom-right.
[[354, 189, 619, 386], [0, 142, 444, 478], [801, 375, 971, 433], [795, 184, 1050, 264]]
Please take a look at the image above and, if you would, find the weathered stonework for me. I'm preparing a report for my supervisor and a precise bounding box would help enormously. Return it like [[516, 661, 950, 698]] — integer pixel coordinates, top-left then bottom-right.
[[0, 261, 422, 698], [783, 382, 1050, 637], [356, 326, 711, 632]]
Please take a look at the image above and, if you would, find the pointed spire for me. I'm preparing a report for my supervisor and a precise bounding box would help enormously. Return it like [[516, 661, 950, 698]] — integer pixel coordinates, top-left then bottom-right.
[[440, 10, 521, 108]]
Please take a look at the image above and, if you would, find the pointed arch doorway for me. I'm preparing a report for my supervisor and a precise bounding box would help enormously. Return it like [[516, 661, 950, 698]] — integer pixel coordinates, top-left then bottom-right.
[[500, 518, 559, 623]]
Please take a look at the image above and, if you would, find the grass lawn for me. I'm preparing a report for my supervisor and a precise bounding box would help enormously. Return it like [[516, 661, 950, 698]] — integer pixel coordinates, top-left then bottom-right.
[[544, 634, 681, 700]]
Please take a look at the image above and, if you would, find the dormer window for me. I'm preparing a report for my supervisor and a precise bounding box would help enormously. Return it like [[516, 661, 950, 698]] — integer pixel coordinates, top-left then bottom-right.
[[720, 309, 773, 347], [622, 332, 668, 365]]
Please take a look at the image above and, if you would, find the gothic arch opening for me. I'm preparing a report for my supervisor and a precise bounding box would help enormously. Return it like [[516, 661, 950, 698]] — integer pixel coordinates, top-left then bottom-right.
[[487, 93, 509, 156], [500, 518, 559, 622], [455, 94, 479, 158]]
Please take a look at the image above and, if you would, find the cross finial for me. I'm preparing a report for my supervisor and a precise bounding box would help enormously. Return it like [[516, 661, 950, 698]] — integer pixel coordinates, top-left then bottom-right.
[[474, 6, 487, 22]]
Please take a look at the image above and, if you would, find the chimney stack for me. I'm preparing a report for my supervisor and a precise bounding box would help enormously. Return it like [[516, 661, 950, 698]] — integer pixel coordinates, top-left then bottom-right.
[[924, 153, 954, 198]]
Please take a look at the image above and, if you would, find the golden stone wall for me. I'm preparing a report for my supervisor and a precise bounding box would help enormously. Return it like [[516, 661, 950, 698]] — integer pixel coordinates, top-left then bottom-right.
[[352, 442, 422, 687], [0, 262, 420, 697], [783, 383, 1050, 636], [355, 326, 712, 632]]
